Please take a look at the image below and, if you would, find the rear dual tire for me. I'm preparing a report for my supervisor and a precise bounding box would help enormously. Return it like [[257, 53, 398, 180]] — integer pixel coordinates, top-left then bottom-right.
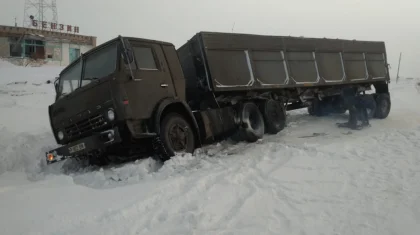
[[373, 93, 391, 119], [232, 100, 286, 142], [260, 99, 286, 134], [308, 93, 391, 120], [357, 93, 390, 119], [308, 98, 322, 116], [231, 102, 265, 142]]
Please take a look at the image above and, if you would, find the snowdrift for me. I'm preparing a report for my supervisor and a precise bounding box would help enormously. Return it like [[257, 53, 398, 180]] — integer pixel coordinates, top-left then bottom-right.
[[1, 61, 420, 235]]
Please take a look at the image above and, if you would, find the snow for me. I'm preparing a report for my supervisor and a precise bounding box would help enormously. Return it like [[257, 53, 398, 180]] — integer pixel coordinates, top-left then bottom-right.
[[1, 59, 420, 235]]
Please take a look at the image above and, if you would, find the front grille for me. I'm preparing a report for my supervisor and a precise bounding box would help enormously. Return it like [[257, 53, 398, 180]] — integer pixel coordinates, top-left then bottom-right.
[[64, 113, 107, 140]]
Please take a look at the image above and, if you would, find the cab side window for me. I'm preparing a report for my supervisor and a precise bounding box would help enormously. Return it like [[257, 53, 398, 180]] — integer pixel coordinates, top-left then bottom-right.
[[132, 46, 158, 70]]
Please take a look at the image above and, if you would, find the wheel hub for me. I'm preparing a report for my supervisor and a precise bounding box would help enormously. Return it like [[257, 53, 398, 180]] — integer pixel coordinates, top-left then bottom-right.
[[268, 106, 281, 120], [168, 124, 188, 152]]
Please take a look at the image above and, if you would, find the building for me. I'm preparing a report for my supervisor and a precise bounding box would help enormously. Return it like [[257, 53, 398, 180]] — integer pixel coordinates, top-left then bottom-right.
[[0, 25, 96, 66]]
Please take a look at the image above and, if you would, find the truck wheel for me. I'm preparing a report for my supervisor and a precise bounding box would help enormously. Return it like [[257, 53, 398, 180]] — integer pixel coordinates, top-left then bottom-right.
[[308, 98, 323, 116], [88, 154, 111, 166], [374, 93, 391, 119], [331, 96, 347, 114], [333, 106, 347, 114], [240, 102, 265, 142], [307, 104, 315, 116], [160, 113, 195, 159], [260, 99, 286, 134]]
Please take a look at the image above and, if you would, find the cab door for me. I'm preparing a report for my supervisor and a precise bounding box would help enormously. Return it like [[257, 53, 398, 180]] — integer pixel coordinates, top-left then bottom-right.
[[124, 40, 176, 119]]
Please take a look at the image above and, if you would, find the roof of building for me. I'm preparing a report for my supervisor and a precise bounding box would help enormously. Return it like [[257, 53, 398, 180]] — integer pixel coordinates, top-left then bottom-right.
[[0, 25, 96, 46]]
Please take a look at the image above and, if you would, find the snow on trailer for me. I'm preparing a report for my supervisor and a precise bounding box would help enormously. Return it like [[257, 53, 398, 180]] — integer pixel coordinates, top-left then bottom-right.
[[178, 32, 389, 93]]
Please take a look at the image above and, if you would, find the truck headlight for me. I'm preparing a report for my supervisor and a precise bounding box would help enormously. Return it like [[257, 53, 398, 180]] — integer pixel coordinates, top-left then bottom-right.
[[107, 109, 115, 121], [57, 131, 64, 140]]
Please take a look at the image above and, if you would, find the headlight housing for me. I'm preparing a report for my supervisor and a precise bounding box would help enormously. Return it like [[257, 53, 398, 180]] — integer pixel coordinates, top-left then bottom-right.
[[57, 131, 64, 140], [107, 109, 115, 121]]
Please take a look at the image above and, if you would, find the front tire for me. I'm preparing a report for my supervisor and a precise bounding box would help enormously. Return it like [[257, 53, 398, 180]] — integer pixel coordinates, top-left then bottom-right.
[[159, 113, 195, 161], [331, 96, 347, 114], [88, 153, 111, 166], [308, 98, 324, 116]]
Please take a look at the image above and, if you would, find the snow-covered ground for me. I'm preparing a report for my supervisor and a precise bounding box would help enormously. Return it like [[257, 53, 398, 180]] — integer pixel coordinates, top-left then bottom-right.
[[1, 59, 420, 235]]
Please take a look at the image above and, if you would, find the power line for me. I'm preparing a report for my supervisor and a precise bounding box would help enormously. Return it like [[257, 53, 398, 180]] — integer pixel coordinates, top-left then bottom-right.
[[23, 0, 58, 30]]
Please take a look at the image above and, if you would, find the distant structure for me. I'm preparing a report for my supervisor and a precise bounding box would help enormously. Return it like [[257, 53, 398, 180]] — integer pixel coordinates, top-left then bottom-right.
[[23, 0, 58, 30], [0, 0, 96, 67]]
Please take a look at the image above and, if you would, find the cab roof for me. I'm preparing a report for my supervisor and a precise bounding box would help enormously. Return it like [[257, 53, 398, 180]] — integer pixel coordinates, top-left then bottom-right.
[[59, 36, 174, 75]]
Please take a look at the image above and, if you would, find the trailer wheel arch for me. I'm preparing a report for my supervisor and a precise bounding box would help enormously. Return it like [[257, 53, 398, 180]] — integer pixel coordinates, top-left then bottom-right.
[[373, 81, 390, 94], [153, 98, 201, 147]]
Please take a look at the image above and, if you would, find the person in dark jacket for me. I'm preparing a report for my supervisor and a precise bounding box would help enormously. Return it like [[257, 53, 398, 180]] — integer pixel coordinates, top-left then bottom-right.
[[357, 93, 378, 127], [356, 94, 371, 127], [337, 87, 368, 130]]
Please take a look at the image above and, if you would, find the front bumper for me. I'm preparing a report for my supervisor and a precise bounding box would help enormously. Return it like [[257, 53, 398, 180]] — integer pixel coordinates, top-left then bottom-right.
[[46, 127, 122, 164]]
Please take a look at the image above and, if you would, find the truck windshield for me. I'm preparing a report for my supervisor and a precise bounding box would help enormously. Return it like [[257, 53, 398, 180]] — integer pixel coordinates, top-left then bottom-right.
[[81, 43, 118, 86], [57, 42, 118, 99], [58, 60, 82, 99]]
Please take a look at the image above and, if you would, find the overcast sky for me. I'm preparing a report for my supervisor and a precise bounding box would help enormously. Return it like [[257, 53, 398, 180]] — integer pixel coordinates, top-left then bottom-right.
[[1, 0, 419, 78]]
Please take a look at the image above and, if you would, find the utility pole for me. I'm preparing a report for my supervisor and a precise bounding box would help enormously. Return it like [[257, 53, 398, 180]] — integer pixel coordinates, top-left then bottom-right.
[[396, 52, 402, 83], [23, 0, 58, 30]]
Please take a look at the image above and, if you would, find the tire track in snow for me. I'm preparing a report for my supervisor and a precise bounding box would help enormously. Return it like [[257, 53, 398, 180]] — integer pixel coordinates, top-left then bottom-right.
[[54, 154, 252, 234], [212, 152, 266, 231], [208, 142, 302, 233], [311, 128, 420, 234], [133, 143, 282, 234], [140, 159, 234, 232]]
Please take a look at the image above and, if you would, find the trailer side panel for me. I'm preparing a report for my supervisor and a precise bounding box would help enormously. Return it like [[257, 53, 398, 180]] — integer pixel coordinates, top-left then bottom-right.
[[180, 32, 389, 92]]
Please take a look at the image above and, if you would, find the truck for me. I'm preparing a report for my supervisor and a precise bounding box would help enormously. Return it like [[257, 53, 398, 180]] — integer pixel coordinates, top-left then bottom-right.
[[45, 31, 391, 165]]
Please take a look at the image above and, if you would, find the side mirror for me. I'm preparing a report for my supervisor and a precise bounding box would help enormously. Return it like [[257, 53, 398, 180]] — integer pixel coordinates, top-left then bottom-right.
[[122, 49, 134, 64]]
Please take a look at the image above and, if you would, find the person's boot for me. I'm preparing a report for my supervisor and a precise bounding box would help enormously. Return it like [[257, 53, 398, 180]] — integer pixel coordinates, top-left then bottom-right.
[[336, 122, 350, 128], [362, 120, 370, 127], [337, 106, 357, 128], [349, 121, 363, 130], [349, 106, 364, 130]]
